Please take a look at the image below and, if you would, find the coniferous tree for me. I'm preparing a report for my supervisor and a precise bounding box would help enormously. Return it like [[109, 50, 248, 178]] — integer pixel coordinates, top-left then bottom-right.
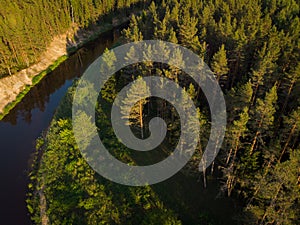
[[123, 14, 143, 43], [279, 107, 300, 161], [280, 62, 300, 115], [245, 149, 300, 225], [0, 0, 149, 78], [178, 8, 201, 53], [167, 27, 178, 44], [23, 1, 300, 224], [249, 85, 278, 155], [211, 44, 229, 82], [223, 107, 249, 196], [250, 36, 280, 104], [119, 77, 150, 138]]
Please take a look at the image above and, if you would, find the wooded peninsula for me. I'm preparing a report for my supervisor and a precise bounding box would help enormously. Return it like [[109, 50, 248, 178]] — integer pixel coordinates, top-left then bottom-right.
[[0, 0, 299, 224]]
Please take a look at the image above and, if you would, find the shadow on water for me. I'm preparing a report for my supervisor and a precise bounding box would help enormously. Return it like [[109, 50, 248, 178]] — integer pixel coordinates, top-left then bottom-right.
[[0, 19, 241, 224], [0, 26, 121, 225], [2, 27, 122, 125]]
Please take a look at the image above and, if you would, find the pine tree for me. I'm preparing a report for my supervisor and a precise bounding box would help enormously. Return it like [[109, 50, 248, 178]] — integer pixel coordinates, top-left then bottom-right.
[[280, 62, 300, 115], [187, 83, 197, 105], [73, 111, 97, 151], [211, 44, 229, 82], [167, 27, 178, 44], [229, 25, 247, 88], [100, 48, 117, 103], [245, 149, 300, 225], [279, 107, 300, 161], [249, 85, 278, 154], [223, 107, 249, 196], [168, 47, 184, 83], [250, 33, 280, 104], [175, 87, 200, 158], [119, 77, 150, 138], [226, 81, 253, 122], [122, 45, 143, 82], [178, 7, 201, 53], [169, 1, 179, 27], [123, 14, 143, 42], [154, 6, 170, 40]]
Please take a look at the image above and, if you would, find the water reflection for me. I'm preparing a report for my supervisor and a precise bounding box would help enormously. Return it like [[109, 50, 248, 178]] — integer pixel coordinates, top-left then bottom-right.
[[2, 31, 116, 125], [0, 28, 119, 225]]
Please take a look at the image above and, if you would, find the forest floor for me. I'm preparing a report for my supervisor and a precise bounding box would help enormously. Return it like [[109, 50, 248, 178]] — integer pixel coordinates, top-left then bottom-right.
[[0, 14, 130, 119]]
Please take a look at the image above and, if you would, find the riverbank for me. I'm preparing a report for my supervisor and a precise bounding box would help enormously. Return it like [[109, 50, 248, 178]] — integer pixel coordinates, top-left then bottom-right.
[[0, 15, 129, 121], [27, 77, 240, 225]]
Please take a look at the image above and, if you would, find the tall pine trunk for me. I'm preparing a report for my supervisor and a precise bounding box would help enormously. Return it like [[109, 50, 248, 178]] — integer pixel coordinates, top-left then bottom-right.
[[139, 100, 144, 139], [280, 81, 294, 116], [279, 124, 297, 161]]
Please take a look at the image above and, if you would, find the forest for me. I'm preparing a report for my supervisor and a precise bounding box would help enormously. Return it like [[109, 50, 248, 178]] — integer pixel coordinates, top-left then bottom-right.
[[0, 0, 144, 78], [25, 0, 300, 224]]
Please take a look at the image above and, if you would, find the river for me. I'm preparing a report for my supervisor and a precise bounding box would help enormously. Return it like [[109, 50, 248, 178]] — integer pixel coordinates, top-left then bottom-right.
[[0, 26, 241, 225], [0, 28, 120, 225]]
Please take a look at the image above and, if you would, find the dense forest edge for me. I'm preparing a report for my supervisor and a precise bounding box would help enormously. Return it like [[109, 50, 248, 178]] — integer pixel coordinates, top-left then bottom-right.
[[27, 0, 299, 225], [28, 81, 236, 225], [0, 0, 147, 120]]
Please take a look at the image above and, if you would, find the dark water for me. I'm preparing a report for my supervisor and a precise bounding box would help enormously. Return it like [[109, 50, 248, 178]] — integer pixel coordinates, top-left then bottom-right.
[[0, 28, 120, 225], [0, 26, 240, 225]]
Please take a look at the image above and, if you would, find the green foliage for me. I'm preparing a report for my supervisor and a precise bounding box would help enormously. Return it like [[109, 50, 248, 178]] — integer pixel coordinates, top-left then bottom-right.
[[101, 48, 118, 103], [141, 208, 182, 225], [119, 76, 150, 138], [0, 0, 147, 78], [211, 44, 229, 81], [178, 10, 201, 53], [127, 1, 300, 224], [123, 14, 143, 42], [245, 149, 300, 225], [29, 84, 182, 225], [27, 0, 300, 224]]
